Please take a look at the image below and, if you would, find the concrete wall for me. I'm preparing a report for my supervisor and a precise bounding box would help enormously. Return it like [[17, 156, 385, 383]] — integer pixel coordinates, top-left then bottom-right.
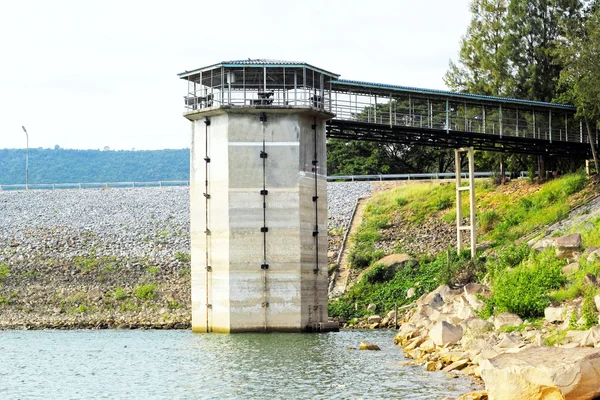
[[187, 107, 330, 333]]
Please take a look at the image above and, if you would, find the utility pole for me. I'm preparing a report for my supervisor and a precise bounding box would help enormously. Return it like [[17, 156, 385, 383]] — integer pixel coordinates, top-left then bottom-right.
[[21, 126, 29, 190]]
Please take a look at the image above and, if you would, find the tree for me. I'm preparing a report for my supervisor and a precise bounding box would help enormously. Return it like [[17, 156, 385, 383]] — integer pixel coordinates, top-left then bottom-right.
[[444, 0, 509, 96], [503, 0, 583, 102], [557, 4, 600, 170]]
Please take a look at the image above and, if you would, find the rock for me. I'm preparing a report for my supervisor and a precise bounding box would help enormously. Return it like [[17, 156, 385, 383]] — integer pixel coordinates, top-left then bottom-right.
[[455, 391, 488, 400], [367, 315, 381, 324], [366, 303, 377, 312], [430, 321, 464, 347], [404, 336, 426, 351], [545, 306, 567, 323], [461, 317, 493, 337], [358, 341, 380, 351], [442, 359, 469, 373], [425, 361, 437, 371], [395, 323, 419, 343], [381, 317, 390, 326], [531, 237, 555, 252], [369, 322, 379, 329], [580, 326, 600, 347], [587, 249, 600, 263], [426, 293, 445, 309], [555, 233, 582, 259], [419, 338, 436, 352], [455, 295, 476, 320], [480, 347, 600, 400], [406, 287, 416, 299], [496, 334, 522, 349], [595, 294, 600, 312], [386, 310, 397, 320], [562, 262, 580, 275], [376, 253, 416, 270], [493, 312, 523, 331], [583, 273, 598, 286]]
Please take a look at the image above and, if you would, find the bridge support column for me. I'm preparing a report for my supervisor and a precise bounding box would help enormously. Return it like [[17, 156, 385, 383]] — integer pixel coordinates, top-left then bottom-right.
[[455, 147, 476, 258], [187, 107, 336, 333]]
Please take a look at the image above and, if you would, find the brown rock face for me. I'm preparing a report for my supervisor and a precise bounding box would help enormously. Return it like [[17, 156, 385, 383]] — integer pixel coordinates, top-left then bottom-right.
[[480, 347, 600, 400]]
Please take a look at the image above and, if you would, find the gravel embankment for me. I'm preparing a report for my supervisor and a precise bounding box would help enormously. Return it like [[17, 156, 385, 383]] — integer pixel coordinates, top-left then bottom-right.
[[0, 183, 370, 328]]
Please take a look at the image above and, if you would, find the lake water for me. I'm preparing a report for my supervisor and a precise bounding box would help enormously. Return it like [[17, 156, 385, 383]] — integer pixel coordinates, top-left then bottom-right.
[[0, 330, 477, 399]]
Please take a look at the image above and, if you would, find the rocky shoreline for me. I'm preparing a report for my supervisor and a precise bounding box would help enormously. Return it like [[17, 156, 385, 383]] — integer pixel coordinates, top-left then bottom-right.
[[341, 232, 600, 399]]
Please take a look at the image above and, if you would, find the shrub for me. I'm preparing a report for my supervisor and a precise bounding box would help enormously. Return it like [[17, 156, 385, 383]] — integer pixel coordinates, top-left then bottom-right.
[[364, 264, 395, 284], [134, 283, 157, 301], [490, 249, 566, 318]]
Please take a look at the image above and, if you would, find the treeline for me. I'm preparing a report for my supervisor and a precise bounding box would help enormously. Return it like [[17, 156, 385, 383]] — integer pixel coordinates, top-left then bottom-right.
[[0, 148, 189, 184], [328, 0, 600, 176]]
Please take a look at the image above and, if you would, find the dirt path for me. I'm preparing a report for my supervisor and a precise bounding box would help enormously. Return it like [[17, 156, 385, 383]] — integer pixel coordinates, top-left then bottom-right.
[[329, 197, 368, 298]]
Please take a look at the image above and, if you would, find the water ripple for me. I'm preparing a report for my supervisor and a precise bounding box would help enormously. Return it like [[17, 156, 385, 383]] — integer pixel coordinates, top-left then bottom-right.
[[0, 330, 477, 399]]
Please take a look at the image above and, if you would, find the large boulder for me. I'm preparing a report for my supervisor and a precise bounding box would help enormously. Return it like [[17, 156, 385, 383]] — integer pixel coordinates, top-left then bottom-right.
[[367, 315, 381, 324], [555, 233, 582, 259], [544, 306, 567, 323], [430, 321, 463, 347], [480, 347, 600, 399], [493, 312, 523, 330]]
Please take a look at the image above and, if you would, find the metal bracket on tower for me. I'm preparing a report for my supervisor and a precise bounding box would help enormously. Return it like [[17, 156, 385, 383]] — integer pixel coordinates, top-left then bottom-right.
[[455, 147, 476, 258]]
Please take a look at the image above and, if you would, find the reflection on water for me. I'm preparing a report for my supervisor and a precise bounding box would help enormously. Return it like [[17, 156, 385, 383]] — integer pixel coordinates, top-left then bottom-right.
[[0, 330, 477, 399]]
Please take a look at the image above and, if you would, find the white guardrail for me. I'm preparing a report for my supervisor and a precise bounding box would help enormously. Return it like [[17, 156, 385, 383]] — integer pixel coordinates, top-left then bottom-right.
[[0, 172, 526, 191]]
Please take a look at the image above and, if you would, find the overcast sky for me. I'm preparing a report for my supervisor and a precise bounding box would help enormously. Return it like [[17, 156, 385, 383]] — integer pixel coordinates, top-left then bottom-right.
[[0, 0, 471, 150]]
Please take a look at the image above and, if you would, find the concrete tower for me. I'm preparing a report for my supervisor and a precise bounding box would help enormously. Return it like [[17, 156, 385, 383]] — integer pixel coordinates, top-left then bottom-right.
[[178, 60, 339, 333]]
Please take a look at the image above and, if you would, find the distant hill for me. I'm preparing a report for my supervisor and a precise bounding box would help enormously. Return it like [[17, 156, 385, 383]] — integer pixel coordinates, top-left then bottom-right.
[[0, 148, 189, 184]]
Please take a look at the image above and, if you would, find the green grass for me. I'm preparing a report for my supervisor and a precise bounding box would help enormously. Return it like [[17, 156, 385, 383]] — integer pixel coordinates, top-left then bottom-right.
[[134, 283, 157, 301], [329, 250, 478, 319], [331, 174, 593, 321], [0, 263, 10, 283], [175, 252, 191, 263]]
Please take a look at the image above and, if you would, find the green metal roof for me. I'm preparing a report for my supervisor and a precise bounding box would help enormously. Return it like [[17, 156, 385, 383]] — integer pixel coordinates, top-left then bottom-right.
[[332, 79, 576, 111], [178, 59, 340, 79]]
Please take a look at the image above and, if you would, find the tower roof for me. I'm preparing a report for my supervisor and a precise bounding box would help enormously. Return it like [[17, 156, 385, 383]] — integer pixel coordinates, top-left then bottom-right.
[[178, 59, 340, 80]]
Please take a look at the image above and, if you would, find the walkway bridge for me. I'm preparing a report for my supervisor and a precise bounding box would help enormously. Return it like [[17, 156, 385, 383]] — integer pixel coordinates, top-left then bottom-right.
[[180, 59, 597, 159]]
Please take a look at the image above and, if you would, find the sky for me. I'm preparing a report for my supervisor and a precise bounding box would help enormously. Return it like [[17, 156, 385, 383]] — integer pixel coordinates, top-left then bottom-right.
[[0, 0, 472, 150]]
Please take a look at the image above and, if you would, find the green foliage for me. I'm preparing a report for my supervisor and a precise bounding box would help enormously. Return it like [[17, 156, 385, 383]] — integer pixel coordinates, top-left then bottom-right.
[[0, 263, 10, 283], [582, 287, 599, 330], [544, 329, 567, 347], [146, 266, 160, 275], [330, 250, 482, 319], [489, 249, 566, 318], [0, 148, 189, 184], [395, 197, 408, 207], [174, 252, 191, 263], [112, 287, 128, 301], [134, 283, 157, 301]]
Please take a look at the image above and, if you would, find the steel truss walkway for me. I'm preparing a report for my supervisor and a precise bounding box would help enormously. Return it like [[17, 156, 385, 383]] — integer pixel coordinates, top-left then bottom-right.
[[327, 80, 595, 159], [179, 59, 598, 159]]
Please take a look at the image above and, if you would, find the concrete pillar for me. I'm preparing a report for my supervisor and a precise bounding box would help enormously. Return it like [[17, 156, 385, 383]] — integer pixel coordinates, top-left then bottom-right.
[[187, 107, 333, 333]]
